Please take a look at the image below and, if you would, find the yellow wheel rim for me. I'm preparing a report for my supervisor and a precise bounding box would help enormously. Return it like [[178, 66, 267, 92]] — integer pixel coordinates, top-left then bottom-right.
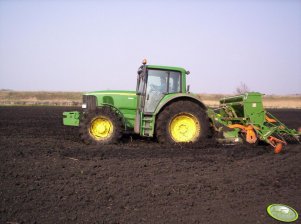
[[89, 116, 113, 140], [169, 113, 201, 142]]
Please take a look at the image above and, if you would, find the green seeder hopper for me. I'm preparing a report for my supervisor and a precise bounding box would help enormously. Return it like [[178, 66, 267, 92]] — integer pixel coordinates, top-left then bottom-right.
[[208, 92, 300, 152], [63, 60, 300, 153]]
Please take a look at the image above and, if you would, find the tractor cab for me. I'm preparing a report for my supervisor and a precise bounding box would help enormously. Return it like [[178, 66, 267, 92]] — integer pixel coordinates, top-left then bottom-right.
[[136, 60, 187, 113], [134, 59, 189, 135]]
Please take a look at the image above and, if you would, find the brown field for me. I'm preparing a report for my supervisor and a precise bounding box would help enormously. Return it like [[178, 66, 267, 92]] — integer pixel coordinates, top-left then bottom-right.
[[0, 91, 300, 108], [0, 106, 300, 223]]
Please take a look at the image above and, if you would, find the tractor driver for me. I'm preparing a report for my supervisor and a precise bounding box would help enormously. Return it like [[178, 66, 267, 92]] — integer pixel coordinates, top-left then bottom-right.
[[158, 75, 168, 93], [145, 73, 168, 112], [148, 74, 168, 94], [145, 68, 168, 93]]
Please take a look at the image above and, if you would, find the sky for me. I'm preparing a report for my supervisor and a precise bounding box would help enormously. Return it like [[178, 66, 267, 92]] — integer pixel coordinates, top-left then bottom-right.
[[0, 0, 301, 94]]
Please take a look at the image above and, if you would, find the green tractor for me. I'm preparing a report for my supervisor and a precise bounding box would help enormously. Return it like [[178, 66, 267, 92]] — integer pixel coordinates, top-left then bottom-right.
[[63, 60, 300, 152]]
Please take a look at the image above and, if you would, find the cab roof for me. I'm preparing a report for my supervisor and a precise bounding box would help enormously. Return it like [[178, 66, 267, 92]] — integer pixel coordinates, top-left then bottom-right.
[[146, 65, 187, 74]]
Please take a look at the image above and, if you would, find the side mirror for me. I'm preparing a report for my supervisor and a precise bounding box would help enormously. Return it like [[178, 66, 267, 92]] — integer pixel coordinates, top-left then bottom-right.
[[187, 85, 190, 93]]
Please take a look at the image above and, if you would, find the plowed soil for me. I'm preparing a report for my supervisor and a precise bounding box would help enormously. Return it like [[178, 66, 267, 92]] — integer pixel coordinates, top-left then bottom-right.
[[0, 107, 300, 224]]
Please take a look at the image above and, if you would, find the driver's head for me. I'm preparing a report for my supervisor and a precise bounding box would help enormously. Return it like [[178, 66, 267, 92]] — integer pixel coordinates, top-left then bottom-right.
[[160, 76, 166, 84]]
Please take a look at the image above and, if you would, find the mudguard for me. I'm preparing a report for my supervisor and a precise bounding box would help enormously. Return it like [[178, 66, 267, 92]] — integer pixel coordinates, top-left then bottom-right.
[[154, 93, 207, 116]]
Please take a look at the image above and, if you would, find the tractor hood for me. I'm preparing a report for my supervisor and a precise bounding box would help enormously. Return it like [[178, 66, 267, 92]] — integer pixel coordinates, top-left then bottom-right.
[[85, 90, 136, 97], [83, 90, 137, 128], [84, 90, 137, 109]]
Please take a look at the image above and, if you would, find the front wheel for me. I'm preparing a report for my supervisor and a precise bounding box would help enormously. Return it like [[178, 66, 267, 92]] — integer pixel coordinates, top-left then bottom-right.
[[79, 107, 123, 145], [156, 101, 210, 144]]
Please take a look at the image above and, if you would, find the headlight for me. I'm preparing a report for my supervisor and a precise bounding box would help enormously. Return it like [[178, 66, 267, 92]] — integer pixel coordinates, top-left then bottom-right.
[[82, 103, 87, 109]]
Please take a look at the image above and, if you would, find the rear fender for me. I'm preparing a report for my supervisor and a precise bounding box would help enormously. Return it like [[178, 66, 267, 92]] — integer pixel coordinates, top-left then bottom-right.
[[154, 94, 207, 116], [149, 94, 208, 137]]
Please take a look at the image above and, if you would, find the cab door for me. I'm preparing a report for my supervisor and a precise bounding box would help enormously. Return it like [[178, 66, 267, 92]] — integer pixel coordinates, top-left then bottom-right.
[[135, 68, 169, 134], [134, 64, 147, 133], [135, 67, 182, 135]]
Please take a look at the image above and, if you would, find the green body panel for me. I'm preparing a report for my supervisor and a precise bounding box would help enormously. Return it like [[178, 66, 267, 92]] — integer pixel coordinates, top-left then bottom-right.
[[219, 92, 265, 125], [63, 111, 80, 126], [85, 90, 137, 129]]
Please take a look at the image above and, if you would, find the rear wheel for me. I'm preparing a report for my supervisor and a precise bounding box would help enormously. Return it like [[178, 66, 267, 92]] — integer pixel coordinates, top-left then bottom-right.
[[156, 101, 210, 144], [79, 107, 123, 144]]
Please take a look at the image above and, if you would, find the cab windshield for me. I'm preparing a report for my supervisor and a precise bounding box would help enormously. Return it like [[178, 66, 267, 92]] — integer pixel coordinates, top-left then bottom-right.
[[146, 69, 181, 95], [144, 69, 181, 112]]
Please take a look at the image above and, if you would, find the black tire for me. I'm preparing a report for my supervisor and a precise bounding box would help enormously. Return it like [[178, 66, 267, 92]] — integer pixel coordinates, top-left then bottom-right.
[[156, 100, 210, 144], [79, 106, 123, 145]]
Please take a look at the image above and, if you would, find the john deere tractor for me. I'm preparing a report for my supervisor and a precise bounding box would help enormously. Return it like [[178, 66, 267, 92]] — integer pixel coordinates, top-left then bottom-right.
[[63, 60, 300, 152]]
